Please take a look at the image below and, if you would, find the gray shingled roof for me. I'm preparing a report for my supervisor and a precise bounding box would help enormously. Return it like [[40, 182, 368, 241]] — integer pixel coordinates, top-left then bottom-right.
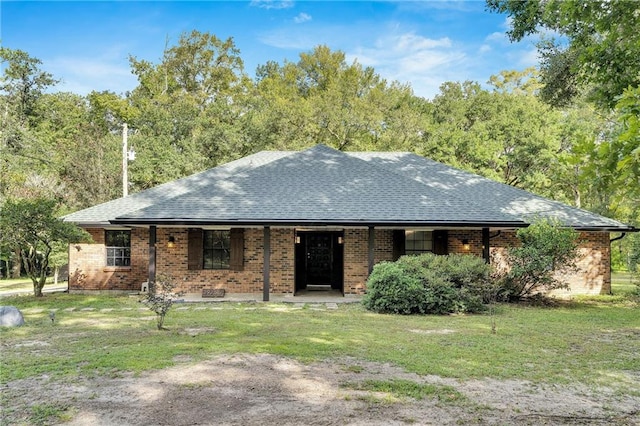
[[62, 150, 292, 225], [64, 145, 633, 231]]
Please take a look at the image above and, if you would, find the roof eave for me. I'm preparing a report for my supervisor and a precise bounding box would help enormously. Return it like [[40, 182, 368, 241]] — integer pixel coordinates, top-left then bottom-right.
[[572, 226, 638, 232], [65, 220, 113, 227], [109, 218, 528, 228]]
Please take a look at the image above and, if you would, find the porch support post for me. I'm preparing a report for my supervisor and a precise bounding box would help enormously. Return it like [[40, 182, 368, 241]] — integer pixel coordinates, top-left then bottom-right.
[[482, 227, 490, 264], [263, 226, 270, 302], [368, 226, 375, 275], [148, 226, 157, 290]]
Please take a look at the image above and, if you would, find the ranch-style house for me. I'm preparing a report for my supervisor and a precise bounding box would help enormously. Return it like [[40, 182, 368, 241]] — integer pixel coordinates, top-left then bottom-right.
[[63, 144, 635, 299]]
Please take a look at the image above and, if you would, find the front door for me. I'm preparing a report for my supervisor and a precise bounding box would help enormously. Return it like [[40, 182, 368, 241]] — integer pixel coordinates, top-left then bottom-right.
[[306, 234, 333, 285], [295, 232, 344, 293]]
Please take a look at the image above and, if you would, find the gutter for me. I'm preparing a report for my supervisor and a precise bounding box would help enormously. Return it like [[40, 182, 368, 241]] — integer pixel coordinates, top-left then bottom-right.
[[610, 233, 627, 243], [107, 218, 529, 228]]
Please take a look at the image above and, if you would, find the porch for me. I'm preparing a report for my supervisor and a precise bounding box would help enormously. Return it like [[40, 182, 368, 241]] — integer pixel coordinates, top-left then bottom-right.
[[178, 290, 362, 304]]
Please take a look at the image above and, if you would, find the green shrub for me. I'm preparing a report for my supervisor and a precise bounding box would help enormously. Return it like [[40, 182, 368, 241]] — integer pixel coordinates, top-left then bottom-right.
[[362, 262, 426, 314], [421, 272, 460, 314], [501, 218, 579, 301], [363, 253, 489, 315], [441, 254, 492, 288]]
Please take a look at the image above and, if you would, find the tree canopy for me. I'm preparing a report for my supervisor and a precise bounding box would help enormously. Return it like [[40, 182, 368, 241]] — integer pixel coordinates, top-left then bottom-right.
[[0, 198, 90, 296], [1, 24, 638, 273], [486, 0, 640, 109]]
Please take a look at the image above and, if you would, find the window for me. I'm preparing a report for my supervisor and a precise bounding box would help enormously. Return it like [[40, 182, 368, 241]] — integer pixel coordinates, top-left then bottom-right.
[[405, 230, 433, 255], [105, 230, 131, 266], [203, 230, 230, 269]]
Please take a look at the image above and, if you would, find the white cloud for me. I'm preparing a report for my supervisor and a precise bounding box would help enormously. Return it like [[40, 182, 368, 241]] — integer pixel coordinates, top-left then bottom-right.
[[257, 17, 542, 100], [387, 32, 452, 51], [259, 24, 346, 50], [250, 0, 294, 10], [346, 32, 465, 99], [47, 56, 135, 95], [516, 48, 539, 67], [485, 31, 507, 43], [259, 29, 317, 50], [294, 12, 312, 24]]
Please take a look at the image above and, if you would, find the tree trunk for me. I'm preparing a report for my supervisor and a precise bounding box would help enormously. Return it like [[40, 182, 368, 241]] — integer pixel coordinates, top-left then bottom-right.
[[32, 272, 48, 297], [10, 249, 21, 278], [54, 266, 59, 286], [33, 280, 43, 297]]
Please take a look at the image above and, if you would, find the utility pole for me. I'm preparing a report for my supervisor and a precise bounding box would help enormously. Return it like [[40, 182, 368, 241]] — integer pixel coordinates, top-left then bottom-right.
[[122, 122, 128, 197]]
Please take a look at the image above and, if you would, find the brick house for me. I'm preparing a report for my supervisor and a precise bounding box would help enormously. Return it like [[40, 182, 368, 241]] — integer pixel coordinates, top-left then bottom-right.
[[63, 145, 634, 299]]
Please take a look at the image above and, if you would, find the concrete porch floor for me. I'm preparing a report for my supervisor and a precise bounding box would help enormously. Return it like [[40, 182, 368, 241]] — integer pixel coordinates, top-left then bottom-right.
[[179, 289, 362, 304]]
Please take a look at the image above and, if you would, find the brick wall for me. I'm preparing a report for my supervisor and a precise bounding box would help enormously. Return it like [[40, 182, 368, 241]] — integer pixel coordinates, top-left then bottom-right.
[[270, 228, 296, 293], [157, 228, 297, 294], [374, 230, 395, 263], [448, 230, 483, 257], [343, 229, 369, 294], [489, 230, 611, 296], [69, 228, 147, 291], [71, 227, 296, 295], [341, 228, 395, 295], [69, 226, 612, 296]]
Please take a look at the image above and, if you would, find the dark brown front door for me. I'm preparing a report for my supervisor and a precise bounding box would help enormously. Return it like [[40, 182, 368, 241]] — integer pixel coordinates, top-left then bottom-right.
[[306, 234, 333, 285], [295, 232, 344, 293]]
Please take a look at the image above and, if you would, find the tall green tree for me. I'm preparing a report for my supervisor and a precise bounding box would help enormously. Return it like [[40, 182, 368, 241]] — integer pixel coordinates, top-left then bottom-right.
[[614, 86, 640, 211], [0, 47, 57, 124], [0, 198, 90, 296], [486, 0, 640, 109], [255, 45, 427, 152], [1, 47, 60, 202], [127, 31, 254, 190], [419, 78, 563, 197]]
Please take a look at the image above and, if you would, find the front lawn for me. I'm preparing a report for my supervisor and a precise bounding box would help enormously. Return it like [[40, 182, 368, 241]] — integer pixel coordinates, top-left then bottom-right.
[[1, 290, 638, 394]]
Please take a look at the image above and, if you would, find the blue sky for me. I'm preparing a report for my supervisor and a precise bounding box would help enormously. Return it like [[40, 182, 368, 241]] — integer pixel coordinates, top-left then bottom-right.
[[1, 1, 539, 100]]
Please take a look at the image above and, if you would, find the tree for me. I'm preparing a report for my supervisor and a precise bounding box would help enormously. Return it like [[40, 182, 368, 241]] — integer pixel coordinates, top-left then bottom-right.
[[1, 48, 60, 203], [419, 78, 563, 197], [255, 45, 427, 153], [501, 219, 579, 300], [486, 0, 640, 109], [613, 86, 640, 212], [0, 47, 57, 124], [0, 198, 91, 296], [141, 273, 184, 330], [127, 31, 253, 190]]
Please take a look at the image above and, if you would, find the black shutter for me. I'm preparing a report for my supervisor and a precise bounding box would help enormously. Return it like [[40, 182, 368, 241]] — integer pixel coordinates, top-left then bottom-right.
[[392, 230, 406, 260], [433, 230, 448, 255], [230, 228, 244, 271], [188, 228, 203, 270]]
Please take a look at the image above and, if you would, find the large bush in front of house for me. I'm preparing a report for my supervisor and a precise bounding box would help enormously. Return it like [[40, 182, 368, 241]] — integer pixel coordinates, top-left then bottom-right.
[[363, 253, 491, 315], [499, 219, 579, 301]]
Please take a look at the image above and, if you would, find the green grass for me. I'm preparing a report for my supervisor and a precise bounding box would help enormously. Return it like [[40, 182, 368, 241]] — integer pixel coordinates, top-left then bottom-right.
[[343, 379, 465, 403], [29, 403, 74, 425], [0, 277, 58, 293], [1, 288, 639, 396], [611, 271, 638, 296]]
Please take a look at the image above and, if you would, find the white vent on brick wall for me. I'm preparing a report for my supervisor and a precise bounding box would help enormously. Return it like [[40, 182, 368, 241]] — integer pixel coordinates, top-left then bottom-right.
[[141, 282, 149, 293]]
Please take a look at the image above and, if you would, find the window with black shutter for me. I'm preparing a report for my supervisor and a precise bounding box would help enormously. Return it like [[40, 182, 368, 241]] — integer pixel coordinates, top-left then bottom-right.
[[203, 230, 231, 269], [188, 228, 244, 270]]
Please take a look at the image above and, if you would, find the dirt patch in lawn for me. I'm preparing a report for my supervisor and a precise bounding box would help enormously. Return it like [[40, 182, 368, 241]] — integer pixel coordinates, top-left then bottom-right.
[[3, 354, 639, 425]]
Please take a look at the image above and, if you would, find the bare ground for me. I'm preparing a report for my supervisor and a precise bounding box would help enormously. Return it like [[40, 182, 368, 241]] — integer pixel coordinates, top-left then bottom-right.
[[3, 353, 639, 426]]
